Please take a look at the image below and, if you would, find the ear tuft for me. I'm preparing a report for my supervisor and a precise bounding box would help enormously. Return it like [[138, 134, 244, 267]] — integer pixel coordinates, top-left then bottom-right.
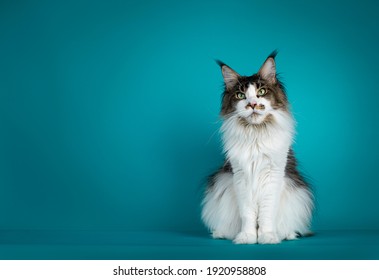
[[268, 50, 278, 60], [216, 60, 240, 89]]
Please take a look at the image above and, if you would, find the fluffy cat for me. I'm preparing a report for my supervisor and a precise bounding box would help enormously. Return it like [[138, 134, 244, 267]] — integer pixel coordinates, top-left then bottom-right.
[[201, 51, 314, 244]]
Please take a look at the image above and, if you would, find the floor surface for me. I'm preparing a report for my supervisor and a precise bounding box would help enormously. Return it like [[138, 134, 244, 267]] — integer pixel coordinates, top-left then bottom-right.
[[0, 230, 378, 260]]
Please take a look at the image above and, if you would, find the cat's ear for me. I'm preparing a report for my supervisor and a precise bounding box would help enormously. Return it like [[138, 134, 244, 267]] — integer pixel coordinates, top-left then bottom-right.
[[258, 50, 277, 84], [216, 60, 240, 90]]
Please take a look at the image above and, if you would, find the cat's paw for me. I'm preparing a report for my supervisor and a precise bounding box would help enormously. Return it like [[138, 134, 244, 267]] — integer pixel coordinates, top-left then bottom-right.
[[233, 232, 257, 244], [258, 232, 280, 244], [212, 231, 226, 239]]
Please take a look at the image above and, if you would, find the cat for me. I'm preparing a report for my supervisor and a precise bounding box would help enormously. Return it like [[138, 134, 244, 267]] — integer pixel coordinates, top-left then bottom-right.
[[201, 51, 314, 244]]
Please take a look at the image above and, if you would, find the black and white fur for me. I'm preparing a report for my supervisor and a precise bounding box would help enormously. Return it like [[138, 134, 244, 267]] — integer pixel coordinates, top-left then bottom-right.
[[201, 52, 313, 244]]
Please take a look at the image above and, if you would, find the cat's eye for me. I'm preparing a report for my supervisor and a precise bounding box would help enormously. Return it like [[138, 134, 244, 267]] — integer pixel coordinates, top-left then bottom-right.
[[235, 92, 246, 100], [257, 88, 267, 96]]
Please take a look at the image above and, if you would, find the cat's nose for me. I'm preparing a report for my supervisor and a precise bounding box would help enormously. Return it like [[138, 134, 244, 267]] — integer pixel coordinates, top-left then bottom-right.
[[246, 101, 257, 109]]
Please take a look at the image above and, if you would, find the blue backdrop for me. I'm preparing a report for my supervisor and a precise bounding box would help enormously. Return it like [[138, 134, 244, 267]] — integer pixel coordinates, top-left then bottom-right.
[[1, 0, 379, 234]]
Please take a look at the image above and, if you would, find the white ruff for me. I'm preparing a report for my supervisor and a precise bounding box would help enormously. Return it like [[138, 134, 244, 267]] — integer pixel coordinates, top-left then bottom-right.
[[202, 110, 313, 244]]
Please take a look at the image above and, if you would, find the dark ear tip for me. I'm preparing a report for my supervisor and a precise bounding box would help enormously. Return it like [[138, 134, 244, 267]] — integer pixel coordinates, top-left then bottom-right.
[[215, 59, 226, 68], [268, 49, 278, 60]]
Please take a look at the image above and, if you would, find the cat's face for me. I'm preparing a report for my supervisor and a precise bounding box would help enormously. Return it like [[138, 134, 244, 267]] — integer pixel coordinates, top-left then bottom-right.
[[219, 52, 288, 125]]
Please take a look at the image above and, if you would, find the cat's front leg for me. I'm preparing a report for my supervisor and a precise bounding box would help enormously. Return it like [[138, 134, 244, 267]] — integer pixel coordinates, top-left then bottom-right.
[[232, 169, 258, 244], [257, 170, 284, 244], [257, 209, 281, 244]]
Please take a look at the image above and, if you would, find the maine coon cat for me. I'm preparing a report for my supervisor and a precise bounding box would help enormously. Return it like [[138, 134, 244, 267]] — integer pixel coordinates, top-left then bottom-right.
[[201, 51, 313, 244]]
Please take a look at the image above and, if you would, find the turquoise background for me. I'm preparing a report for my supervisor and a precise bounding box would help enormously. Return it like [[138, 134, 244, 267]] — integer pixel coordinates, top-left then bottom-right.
[[1, 0, 379, 259]]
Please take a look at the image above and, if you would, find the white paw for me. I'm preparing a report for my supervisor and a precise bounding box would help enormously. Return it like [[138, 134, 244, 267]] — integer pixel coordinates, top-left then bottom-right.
[[233, 232, 257, 244], [258, 232, 280, 244], [212, 231, 226, 239]]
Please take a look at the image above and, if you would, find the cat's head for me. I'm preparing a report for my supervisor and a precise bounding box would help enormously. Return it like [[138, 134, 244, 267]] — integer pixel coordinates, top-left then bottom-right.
[[218, 51, 289, 126]]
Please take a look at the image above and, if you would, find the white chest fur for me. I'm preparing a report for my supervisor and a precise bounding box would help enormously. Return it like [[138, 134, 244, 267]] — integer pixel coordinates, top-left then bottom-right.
[[221, 110, 294, 175]]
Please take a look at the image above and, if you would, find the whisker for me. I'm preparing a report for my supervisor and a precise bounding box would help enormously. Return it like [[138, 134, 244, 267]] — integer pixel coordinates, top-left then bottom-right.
[[206, 127, 220, 145]]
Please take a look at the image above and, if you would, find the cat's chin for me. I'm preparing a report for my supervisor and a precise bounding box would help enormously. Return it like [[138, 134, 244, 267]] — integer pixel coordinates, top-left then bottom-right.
[[239, 113, 271, 126]]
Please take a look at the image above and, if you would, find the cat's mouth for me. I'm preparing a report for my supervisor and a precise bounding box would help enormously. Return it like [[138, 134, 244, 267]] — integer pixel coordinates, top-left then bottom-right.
[[243, 110, 271, 125], [249, 109, 265, 117], [246, 104, 266, 116]]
